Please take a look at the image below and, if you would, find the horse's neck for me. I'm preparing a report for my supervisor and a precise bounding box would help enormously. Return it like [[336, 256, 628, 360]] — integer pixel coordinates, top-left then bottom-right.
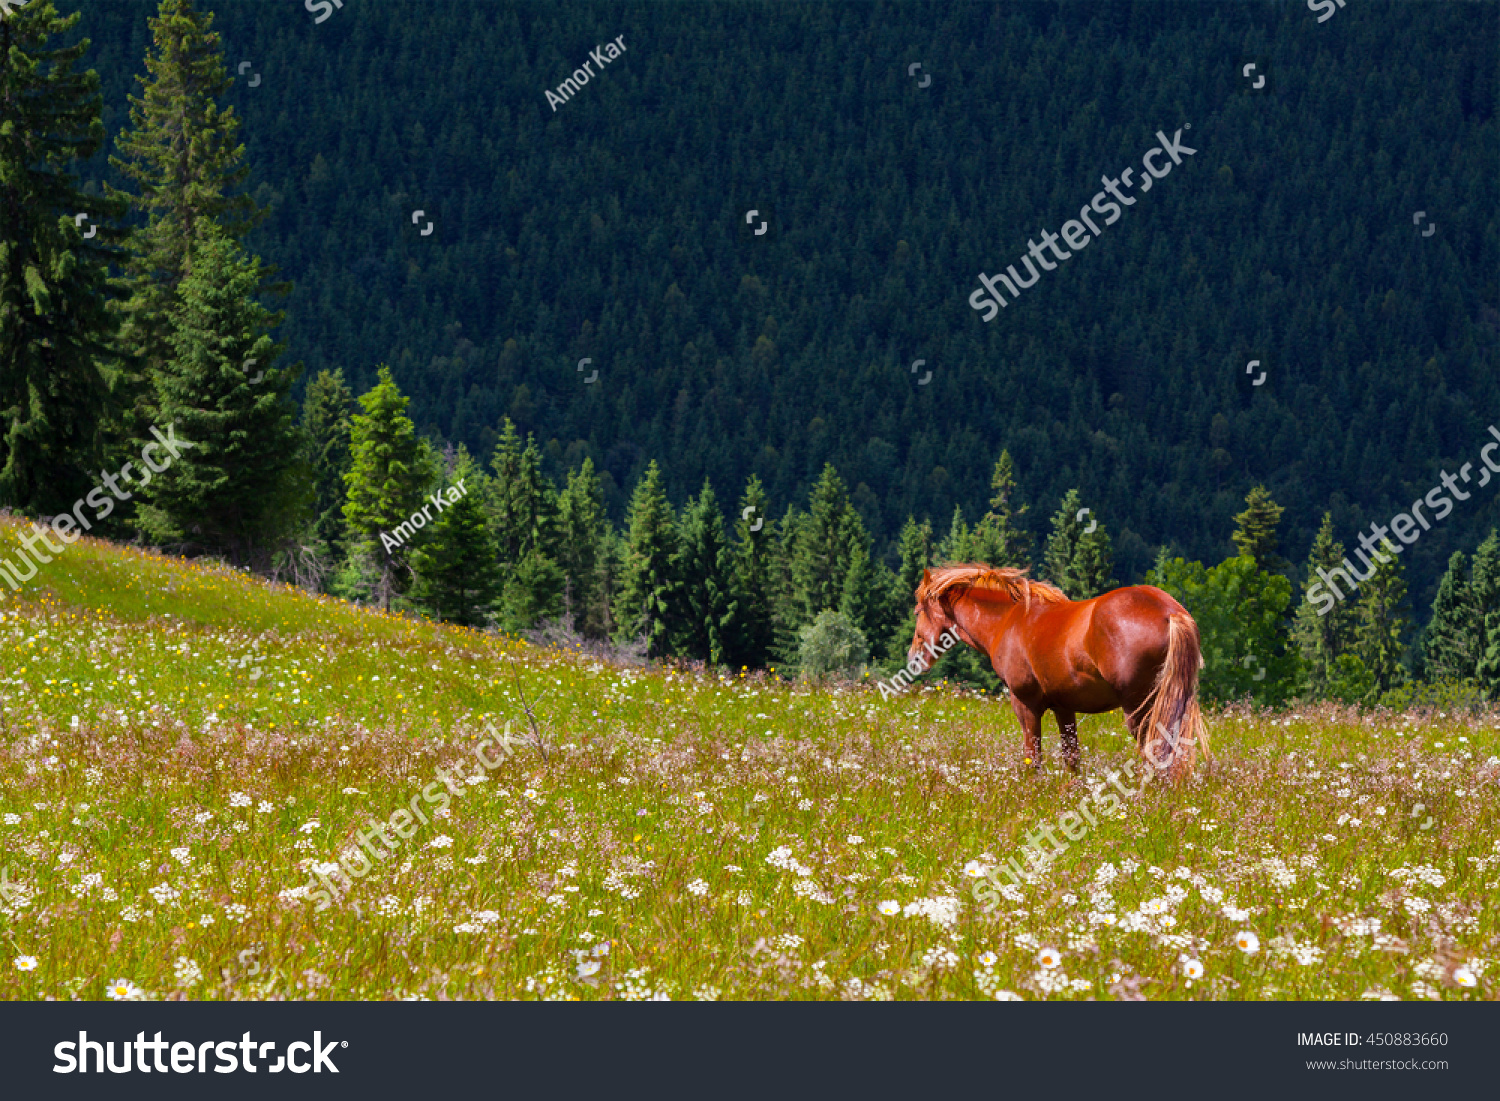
[[952, 592, 1019, 648]]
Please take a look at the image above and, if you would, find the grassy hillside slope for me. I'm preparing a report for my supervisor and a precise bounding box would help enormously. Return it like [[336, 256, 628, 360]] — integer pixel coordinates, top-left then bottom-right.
[[0, 518, 1496, 1000]]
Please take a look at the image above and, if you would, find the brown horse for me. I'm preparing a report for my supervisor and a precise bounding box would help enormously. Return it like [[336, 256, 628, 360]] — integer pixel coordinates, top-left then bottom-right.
[[907, 565, 1208, 779]]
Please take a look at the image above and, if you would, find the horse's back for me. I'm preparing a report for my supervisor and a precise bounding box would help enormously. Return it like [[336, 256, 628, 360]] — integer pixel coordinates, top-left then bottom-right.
[[1079, 585, 1185, 686]]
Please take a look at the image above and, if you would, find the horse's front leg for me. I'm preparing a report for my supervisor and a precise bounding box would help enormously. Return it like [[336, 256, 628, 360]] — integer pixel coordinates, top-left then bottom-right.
[[1054, 708, 1081, 773], [1009, 694, 1044, 771]]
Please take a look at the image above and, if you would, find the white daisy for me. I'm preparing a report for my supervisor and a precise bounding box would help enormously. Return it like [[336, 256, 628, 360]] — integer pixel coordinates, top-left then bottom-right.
[[1182, 958, 1205, 979], [1036, 947, 1062, 969], [14, 955, 38, 972], [105, 978, 145, 1001], [877, 900, 900, 916], [1236, 931, 1261, 953]]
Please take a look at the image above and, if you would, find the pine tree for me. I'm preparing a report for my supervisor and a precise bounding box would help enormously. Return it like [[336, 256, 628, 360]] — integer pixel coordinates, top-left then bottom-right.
[[341, 365, 426, 610], [895, 516, 934, 600], [614, 461, 679, 656], [489, 417, 557, 570], [1471, 532, 1500, 699], [938, 504, 973, 563], [1292, 513, 1360, 694], [790, 463, 864, 622], [730, 474, 777, 669], [1074, 522, 1116, 598], [409, 447, 500, 627], [1424, 550, 1478, 684], [499, 548, 564, 633], [556, 456, 607, 635], [883, 515, 934, 661], [673, 479, 736, 665], [970, 450, 1033, 567], [1042, 489, 1114, 599], [1355, 539, 1410, 696], [768, 503, 803, 673], [0, 1, 125, 514], [590, 523, 623, 642], [301, 368, 354, 573], [839, 543, 899, 647], [488, 419, 524, 560], [1231, 485, 1290, 575], [135, 229, 305, 562], [107, 0, 268, 440]]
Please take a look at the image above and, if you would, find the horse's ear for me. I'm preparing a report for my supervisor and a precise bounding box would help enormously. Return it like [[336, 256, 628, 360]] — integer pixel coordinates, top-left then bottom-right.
[[921, 568, 932, 583]]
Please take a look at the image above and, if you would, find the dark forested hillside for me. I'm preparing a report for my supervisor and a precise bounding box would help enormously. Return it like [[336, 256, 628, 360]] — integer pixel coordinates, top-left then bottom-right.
[[50, 0, 1500, 608]]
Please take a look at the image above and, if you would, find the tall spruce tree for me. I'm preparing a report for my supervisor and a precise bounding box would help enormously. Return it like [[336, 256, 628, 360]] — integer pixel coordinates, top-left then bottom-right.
[[839, 543, 899, 649], [1292, 513, 1360, 695], [730, 474, 777, 669], [409, 447, 500, 627], [0, 0, 125, 514], [938, 504, 973, 563], [673, 479, 737, 665], [590, 523, 623, 642], [895, 516, 934, 600], [135, 229, 305, 562], [1471, 532, 1500, 698], [1355, 539, 1410, 696], [790, 463, 864, 622], [614, 461, 679, 656], [970, 450, 1033, 568], [498, 547, 564, 633], [489, 417, 557, 569], [1231, 485, 1290, 575], [107, 0, 267, 440], [1424, 550, 1479, 684], [1042, 489, 1114, 599], [488, 422, 562, 631], [768, 503, 802, 672], [301, 368, 354, 574], [883, 516, 934, 660], [341, 365, 425, 610], [556, 456, 607, 635]]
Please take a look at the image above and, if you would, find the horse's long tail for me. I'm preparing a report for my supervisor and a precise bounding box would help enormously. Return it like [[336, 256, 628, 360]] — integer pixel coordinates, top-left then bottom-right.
[[1140, 611, 1209, 779]]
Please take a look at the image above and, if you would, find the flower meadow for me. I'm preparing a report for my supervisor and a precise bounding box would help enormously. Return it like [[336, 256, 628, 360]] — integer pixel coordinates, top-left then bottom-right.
[[0, 520, 1496, 1001]]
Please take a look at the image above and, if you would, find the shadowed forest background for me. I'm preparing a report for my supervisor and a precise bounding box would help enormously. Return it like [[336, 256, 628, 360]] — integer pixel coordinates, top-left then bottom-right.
[[3, 0, 1497, 706]]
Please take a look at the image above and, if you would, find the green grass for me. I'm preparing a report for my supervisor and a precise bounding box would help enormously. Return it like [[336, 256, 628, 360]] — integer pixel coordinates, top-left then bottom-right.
[[0, 516, 1495, 1001]]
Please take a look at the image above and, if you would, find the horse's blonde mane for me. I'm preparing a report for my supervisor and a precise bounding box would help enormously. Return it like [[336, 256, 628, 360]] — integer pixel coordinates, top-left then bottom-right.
[[916, 564, 1068, 610]]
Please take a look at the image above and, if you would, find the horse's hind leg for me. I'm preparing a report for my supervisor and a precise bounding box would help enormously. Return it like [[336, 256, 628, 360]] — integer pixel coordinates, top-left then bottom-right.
[[1010, 695, 1044, 772], [1055, 709, 1081, 773]]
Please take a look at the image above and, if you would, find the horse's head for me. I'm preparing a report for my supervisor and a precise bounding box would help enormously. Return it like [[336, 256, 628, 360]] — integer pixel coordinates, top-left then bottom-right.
[[907, 571, 966, 674]]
